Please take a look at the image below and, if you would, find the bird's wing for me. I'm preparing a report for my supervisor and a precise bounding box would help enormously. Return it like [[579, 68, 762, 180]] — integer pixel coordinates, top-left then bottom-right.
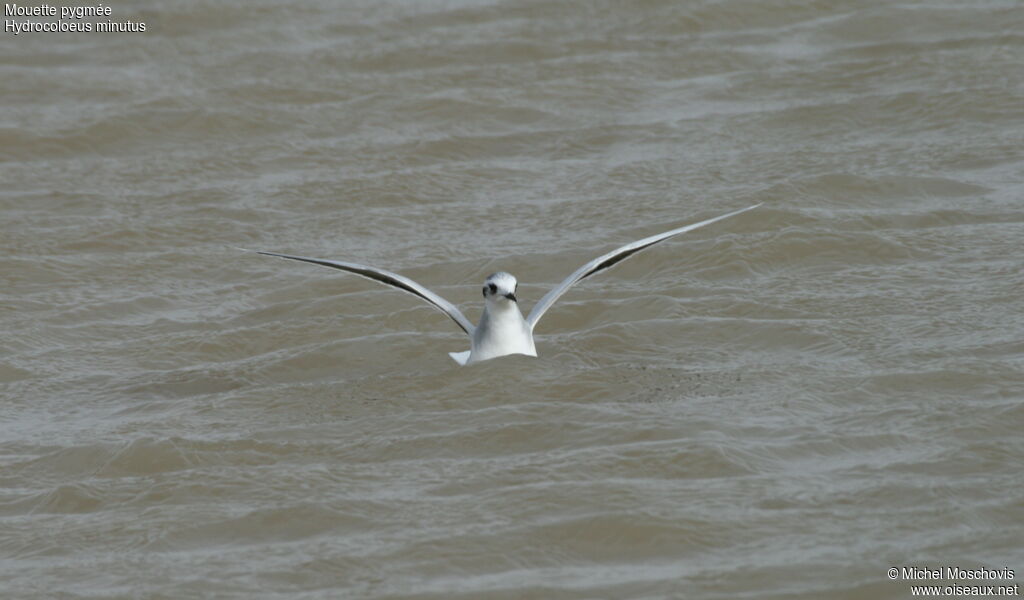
[[526, 204, 761, 330], [252, 250, 476, 337]]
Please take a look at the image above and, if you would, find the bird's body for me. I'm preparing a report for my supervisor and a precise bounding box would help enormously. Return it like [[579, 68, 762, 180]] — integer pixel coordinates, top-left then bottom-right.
[[250, 204, 761, 365], [464, 272, 536, 364]]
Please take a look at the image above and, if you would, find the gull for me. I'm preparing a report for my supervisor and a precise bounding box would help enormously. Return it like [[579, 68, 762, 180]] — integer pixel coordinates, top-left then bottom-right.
[[251, 204, 760, 365]]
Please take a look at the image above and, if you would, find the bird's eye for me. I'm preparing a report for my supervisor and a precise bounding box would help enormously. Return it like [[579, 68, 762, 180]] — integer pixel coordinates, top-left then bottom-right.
[[488, 283, 497, 294]]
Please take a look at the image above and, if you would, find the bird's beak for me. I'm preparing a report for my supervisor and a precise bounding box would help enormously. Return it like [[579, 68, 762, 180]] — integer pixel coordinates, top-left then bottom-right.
[[504, 293, 517, 302]]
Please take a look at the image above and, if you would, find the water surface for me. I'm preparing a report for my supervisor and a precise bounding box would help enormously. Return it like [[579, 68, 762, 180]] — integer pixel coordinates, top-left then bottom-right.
[[2, 1, 1023, 598]]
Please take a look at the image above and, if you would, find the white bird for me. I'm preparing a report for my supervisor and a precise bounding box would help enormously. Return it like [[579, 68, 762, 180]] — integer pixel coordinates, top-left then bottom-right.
[[252, 204, 760, 365]]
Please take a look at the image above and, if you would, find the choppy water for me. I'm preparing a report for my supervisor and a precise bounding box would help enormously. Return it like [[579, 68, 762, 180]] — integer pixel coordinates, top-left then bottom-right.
[[3, 1, 1023, 598]]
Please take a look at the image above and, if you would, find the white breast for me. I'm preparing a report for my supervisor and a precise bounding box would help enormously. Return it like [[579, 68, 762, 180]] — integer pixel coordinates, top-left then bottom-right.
[[468, 302, 537, 363]]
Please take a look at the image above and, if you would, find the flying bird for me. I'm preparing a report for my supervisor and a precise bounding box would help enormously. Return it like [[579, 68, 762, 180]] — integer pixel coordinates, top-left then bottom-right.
[[251, 204, 760, 365]]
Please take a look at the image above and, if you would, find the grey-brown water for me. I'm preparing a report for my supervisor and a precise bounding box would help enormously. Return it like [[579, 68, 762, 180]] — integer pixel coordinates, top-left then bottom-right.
[[2, 1, 1023, 598]]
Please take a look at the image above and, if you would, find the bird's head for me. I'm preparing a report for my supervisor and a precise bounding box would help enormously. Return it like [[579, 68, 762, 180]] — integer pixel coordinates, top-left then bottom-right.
[[482, 272, 518, 304]]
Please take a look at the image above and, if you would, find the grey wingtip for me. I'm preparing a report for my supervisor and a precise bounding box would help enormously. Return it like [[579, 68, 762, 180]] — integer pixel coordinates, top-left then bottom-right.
[[245, 248, 288, 258], [236, 247, 292, 261]]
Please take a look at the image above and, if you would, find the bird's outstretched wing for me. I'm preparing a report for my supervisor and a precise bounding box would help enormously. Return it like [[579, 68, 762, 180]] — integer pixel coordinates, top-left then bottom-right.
[[251, 250, 476, 336], [527, 204, 762, 330]]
